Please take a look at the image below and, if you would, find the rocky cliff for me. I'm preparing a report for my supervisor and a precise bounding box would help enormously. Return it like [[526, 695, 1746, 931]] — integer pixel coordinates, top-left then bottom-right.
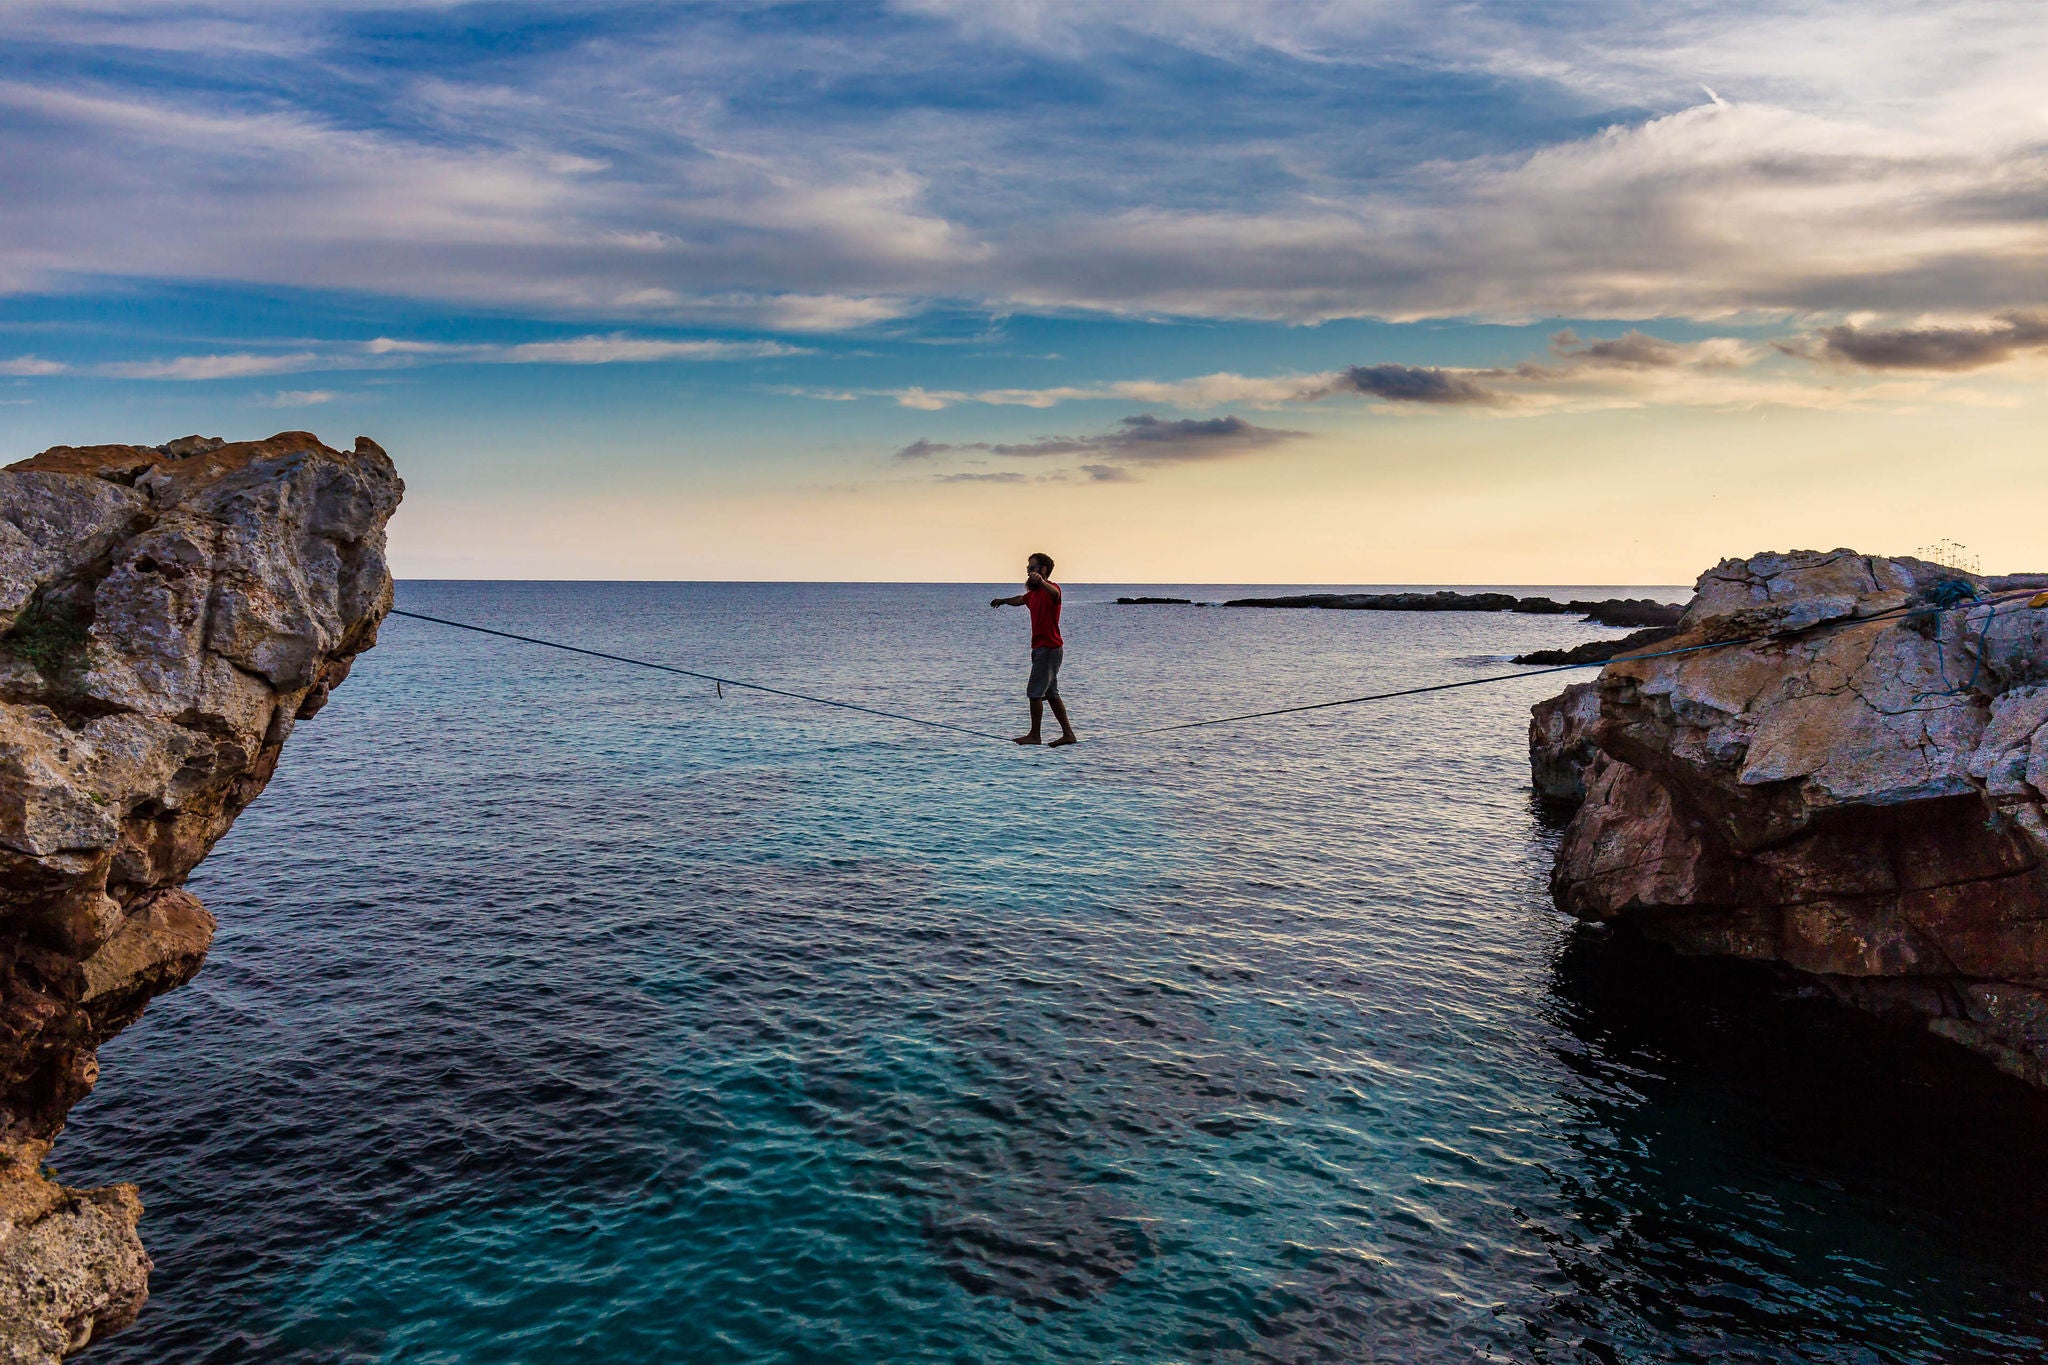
[[1536, 549, 2048, 1088], [0, 432, 400, 1361]]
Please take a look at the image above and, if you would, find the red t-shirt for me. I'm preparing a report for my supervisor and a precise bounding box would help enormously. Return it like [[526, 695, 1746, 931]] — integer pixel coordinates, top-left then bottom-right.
[[1026, 582, 1063, 649]]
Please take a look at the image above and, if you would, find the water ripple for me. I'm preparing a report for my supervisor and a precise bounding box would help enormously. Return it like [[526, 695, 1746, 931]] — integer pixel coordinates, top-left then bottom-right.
[[48, 582, 2048, 1363]]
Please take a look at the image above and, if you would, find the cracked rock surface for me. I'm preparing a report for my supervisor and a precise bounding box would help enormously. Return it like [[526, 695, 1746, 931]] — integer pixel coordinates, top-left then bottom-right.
[[0, 432, 400, 1361], [1535, 549, 2048, 1087]]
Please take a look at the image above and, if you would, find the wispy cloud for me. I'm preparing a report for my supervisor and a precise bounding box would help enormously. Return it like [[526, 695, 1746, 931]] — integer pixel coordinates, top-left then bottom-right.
[[365, 335, 805, 365], [98, 351, 320, 380], [888, 372, 1320, 411], [0, 355, 64, 376], [82, 333, 805, 382], [871, 328, 1833, 419], [899, 413, 1308, 480], [261, 389, 337, 408], [1541, 329, 1750, 371]]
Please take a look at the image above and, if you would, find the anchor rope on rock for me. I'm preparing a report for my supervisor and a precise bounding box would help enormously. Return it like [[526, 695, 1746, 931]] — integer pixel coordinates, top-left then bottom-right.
[[390, 590, 2046, 746]]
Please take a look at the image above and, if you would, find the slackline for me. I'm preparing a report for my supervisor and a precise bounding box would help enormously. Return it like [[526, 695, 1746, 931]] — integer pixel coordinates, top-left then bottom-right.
[[389, 589, 2040, 745]]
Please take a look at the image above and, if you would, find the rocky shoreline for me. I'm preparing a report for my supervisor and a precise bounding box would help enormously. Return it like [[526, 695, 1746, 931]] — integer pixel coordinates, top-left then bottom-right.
[[1222, 590, 1684, 628], [0, 433, 400, 1361], [1511, 624, 1678, 667], [1533, 550, 2048, 1090]]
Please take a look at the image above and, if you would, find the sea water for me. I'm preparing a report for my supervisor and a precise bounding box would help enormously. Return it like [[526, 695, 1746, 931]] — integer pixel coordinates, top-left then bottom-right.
[[52, 583, 2048, 1363]]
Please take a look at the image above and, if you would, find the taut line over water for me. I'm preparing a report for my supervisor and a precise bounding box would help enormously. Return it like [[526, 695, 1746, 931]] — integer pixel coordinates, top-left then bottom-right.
[[390, 590, 2038, 744]]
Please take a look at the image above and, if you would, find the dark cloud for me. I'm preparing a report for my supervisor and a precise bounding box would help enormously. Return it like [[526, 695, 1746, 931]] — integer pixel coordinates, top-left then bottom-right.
[[1545, 328, 1688, 369], [898, 413, 1307, 483], [986, 436, 1099, 457], [1093, 414, 1304, 459], [1333, 364, 1495, 404], [1804, 314, 2048, 370]]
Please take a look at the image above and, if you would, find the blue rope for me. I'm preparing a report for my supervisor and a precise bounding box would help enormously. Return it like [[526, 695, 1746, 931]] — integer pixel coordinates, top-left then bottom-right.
[[1914, 579, 2018, 702]]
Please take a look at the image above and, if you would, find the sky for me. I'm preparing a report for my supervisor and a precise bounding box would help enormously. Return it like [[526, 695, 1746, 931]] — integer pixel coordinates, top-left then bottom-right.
[[3, 0, 2046, 583]]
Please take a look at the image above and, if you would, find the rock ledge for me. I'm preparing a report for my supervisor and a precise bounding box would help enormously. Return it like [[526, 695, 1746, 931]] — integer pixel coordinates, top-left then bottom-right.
[[0, 432, 401, 1361], [1535, 549, 2048, 1087]]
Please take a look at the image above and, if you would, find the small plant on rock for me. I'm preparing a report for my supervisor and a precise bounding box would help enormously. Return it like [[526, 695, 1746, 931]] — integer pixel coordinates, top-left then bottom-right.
[[2, 591, 92, 675]]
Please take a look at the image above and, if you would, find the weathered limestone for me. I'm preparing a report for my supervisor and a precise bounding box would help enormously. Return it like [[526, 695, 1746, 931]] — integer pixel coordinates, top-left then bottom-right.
[[1535, 549, 2048, 1086], [0, 433, 400, 1361]]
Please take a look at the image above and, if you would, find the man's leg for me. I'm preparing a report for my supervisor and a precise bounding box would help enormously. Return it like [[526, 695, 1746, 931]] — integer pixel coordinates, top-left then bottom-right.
[[1047, 695, 1078, 746], [1015, 696, 1044, 744]]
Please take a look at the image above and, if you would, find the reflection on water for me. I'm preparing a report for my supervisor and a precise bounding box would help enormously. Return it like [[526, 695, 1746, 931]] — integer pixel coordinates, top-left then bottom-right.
[[1529, 928, 2048, 1363], [50, 582, 2048, 1363]]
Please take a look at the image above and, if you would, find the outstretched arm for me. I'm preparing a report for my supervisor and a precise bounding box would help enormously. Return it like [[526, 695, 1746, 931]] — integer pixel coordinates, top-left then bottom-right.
[[990, 593, 1027, 608]]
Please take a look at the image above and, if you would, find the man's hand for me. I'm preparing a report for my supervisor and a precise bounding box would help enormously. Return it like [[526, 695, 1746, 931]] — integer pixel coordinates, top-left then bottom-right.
[[990, 597, 1003, 608]]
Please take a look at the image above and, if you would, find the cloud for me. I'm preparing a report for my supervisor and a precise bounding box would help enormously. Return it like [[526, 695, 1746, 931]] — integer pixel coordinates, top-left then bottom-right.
[[0, 355, 63, 376], [1083, 414, 1305, 461], [885, 371, 1321, 411], [747, 294, 910, 332], [1545, 329, 1688, 369], [467, 336, 802, 364], [97, 351, 320, 380], [1801, 314, 2048, 371], [85, 333, 804, 382], [364, 334, 802, 364], [894, 387, 954, 411], [1326, 364, 1496, 405], [933, 471, 1027, 483], [881, 327, 1785, 420], [900, 412, 1308, 480], [4, 8, 2048, 329], [262, 389, 337, 407]]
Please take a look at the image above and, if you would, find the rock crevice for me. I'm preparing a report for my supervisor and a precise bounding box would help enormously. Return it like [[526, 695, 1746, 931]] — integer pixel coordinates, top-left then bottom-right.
[[0, 432, 400, 1361]]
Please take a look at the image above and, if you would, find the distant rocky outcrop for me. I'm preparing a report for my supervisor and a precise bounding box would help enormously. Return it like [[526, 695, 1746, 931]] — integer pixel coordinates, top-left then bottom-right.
[[1115, 596, 1193, 605], [1225, 590, 1684, 627], [1533, 549, 2048, 1087], [0, 433, 401, 1361], [1512, 625, 1678, 667]]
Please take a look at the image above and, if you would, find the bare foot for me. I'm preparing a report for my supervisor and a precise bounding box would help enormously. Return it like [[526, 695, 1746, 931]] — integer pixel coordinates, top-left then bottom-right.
[[1048, 734, 1078, 747], [1013, 733, 1042, 745]]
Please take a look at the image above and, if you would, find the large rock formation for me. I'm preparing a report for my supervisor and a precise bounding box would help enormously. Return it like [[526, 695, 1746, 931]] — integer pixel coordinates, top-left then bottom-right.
[[1537, 550, 2048, 1087], [0, 432, 400, 1361]]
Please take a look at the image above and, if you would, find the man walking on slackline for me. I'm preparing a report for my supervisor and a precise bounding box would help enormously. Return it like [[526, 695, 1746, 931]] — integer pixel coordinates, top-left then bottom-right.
[[991, 552, 1079, 746]]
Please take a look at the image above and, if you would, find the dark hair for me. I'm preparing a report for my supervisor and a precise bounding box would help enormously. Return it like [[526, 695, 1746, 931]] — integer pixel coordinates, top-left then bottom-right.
[[1029, 552, 1054, 573]]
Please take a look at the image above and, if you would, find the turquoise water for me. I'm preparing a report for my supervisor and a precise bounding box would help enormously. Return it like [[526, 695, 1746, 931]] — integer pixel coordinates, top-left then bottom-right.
[[55, 583, 2048, 1363]]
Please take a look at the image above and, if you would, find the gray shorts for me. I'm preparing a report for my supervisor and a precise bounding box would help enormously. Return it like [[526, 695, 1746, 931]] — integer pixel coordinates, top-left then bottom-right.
[[1027, 646, 1063, 700]]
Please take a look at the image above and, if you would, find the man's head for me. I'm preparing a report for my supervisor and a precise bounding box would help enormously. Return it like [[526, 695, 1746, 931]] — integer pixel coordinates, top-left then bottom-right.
[[1027, 552, 1054, 577]]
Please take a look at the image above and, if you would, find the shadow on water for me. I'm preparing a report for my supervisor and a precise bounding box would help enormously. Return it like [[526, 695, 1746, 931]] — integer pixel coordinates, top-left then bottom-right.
[[1523, 925, 2048, 1363]]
